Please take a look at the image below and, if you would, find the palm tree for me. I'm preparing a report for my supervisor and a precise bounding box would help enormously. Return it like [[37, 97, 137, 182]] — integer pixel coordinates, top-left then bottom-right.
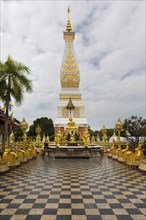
[[0, 55, 33, 152]]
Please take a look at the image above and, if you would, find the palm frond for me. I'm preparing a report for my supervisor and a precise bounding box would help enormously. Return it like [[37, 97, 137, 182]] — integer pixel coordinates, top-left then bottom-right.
[[0, 55, 33, 105], [11, 78, 24, 105], [15, 74, 33, 93]]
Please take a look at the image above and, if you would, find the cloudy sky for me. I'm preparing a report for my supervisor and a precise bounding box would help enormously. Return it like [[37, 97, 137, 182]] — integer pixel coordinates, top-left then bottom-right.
[[1, 0, 145, 130]]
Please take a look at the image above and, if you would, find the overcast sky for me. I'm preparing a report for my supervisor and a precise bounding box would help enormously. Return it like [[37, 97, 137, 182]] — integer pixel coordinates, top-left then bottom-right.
[[1, 0, 145, 130]]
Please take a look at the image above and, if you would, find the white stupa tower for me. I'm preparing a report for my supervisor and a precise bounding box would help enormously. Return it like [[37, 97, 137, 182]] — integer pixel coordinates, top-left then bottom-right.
[[54, 8, 88, 135]]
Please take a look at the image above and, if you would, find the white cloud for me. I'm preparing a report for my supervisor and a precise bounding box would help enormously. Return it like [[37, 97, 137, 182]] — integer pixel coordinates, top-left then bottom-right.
[[1, 0, 145, 130]]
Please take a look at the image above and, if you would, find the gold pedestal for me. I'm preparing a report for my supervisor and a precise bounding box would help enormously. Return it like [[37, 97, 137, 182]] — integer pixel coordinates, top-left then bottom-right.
[[0, 158, 9, 173], [118, 156, 125, 162], [112, 154, 118, 160], [16, 150, 25, 163], [107, 152, 112, 157], [25, 148, 33, 160], [20, 149, 28, 162], [32, 147, 37, 157], [126, 151, 143, 167], [103, 146, 107, 154], [6, 151, 20, 168], [139, 158, 146, 172]]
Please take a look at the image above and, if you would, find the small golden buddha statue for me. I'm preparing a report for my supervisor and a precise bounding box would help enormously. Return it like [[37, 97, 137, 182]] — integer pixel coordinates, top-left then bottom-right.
[[135, 143, 143, 157], [70, 131, 75, 142], [66, 116, 76, 128]]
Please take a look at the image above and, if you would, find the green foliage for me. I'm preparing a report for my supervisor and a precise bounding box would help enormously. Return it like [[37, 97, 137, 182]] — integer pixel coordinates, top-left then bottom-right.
[[13, 127, 23, 141], [27, 117, 54, 139], [89, 127, 114, 141], [88, 126, 94, 137], [49, 135, 54, 141], [123, 116, 146, 146], [106, 128, 114, 138], [12, 118, 23, 141], [0, 55, 33, 151], [0, 55, 33, 106], [141, 124, 146, 136]]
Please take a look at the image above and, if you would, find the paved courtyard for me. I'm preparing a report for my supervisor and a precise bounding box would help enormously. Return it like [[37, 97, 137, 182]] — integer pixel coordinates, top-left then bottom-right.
[[0, 155, 146, 220]]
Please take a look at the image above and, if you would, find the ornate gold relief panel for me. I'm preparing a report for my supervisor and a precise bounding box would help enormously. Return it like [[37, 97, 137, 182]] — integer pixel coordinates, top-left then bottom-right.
[[61, 43, 80, 88]]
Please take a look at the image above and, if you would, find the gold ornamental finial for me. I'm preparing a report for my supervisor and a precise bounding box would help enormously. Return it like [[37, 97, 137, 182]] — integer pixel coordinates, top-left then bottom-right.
[[66, 6, 72, 32], [67, 6, 70, 14]]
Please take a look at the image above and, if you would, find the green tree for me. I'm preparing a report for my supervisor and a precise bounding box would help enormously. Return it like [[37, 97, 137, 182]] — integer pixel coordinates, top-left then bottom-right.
[[0, 55, 33, 151], [106, 128, 114, 139], [27, 117, 54, 140], [88, 126, 94, 138], [13, 118, 23, 141], [123, 116, 146, 146], [89, 127, 114, 141]]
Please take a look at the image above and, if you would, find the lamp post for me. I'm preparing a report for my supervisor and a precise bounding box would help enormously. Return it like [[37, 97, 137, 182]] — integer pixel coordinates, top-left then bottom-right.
[[101, 125, 107, 153], [115, 118, 123, 149], [35, 124, 41, 147], [66, 97, 75, 119], [20, 118, 28, 149]]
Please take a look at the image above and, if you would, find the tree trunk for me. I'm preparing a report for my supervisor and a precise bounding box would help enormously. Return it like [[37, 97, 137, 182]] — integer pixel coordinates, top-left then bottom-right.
[[3, 97, 9, 152], [3, 76, 11, 152]]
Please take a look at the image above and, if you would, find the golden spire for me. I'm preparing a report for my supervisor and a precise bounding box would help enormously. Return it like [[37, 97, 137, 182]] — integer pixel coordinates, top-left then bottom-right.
[[66, 6, 72, 32]]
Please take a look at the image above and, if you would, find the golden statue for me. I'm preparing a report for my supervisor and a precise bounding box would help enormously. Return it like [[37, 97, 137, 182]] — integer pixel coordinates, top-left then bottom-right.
[[66, 116, 76, 128], [70, 131, 75, 143], [56, 130, 61, 146], [135, 143, 143, 157], [10, 130, 15, 144], [83, 128, 90, 146], [65, 98, 78, 136], [126, 142, 143, 167]]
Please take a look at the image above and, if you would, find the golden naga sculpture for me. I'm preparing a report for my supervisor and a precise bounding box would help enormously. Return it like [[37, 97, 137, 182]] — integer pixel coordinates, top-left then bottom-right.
[[118, 143, 129, 162], [114, 139, 122, 160], [3, 149, 20, 168], [111, 144, 119, 159], [108, 140, 115, 157], [135, 143, 143, 157], [126, 143, 143, 167]]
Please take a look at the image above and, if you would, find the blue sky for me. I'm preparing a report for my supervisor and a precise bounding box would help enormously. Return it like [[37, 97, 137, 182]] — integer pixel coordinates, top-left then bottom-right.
[[1, 0, 145, 130]]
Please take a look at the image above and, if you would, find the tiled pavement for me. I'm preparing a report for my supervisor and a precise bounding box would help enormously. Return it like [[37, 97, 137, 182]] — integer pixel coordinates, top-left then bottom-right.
[[0, 155, 146, 220]]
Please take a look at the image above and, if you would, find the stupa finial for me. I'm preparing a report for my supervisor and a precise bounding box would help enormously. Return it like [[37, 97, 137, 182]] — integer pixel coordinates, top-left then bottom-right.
[[66, 6, 72, 32], [67, 6, 70, 14]]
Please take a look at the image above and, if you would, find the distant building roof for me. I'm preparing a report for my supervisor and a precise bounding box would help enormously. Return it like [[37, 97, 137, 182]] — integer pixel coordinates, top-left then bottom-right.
[[0, 109, 19, 128]]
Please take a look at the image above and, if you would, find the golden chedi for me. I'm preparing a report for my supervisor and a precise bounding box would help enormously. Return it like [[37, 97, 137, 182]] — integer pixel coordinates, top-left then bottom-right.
[[54, 7, 88, 137]]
